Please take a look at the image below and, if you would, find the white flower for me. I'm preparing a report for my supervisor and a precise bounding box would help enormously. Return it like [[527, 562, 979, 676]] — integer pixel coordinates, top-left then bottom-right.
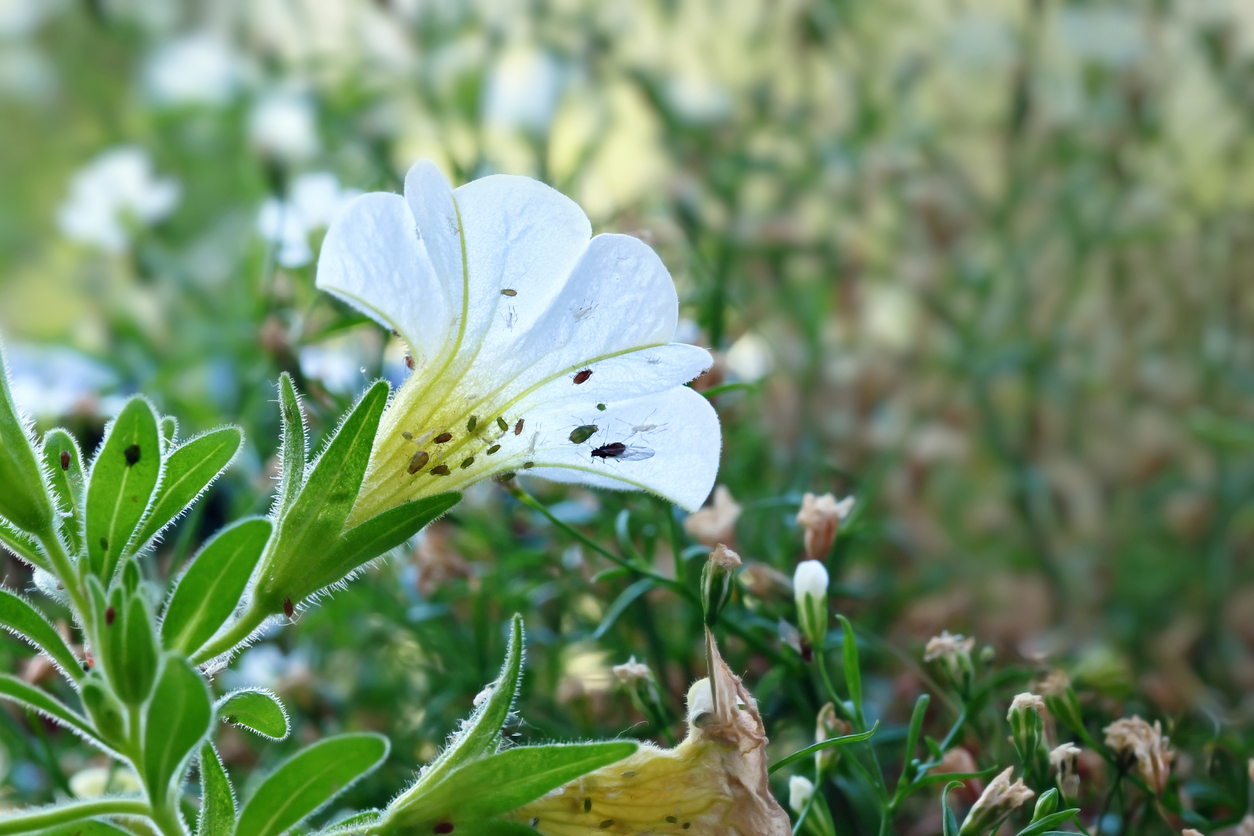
[[793, 560, 829, 602], [56, 146, 180, 253], [482, 45, 563, 135], [258, 171, 362, 267], [5, 343, 120, 418], [725, 331, 773, 382], [788, 775, 814, 814], [249, 89, 319, 162], [144, 32, 242, 107], [317, 160, 721, 517], [793, 560, 829, 649]]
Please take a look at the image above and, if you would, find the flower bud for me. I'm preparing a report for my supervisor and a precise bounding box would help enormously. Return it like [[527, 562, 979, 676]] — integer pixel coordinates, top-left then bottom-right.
[[1104, 716, 1174, 795], [796, 493, 854, 561], [815, 702, 852, 772], [613, 655, 670, 731], [1007, 693, 1046, 766], [793, 559, 829, 652], [958, 767, 1034, 836], [1050, 743, 1081, 800], [0, 339, 54, 534], [789, 775, 814, 814], [1040, 670, 1085, 734], [701, 544, 741, 628], [1031, 788, 1059, 822], [923, 631, 975, 693]]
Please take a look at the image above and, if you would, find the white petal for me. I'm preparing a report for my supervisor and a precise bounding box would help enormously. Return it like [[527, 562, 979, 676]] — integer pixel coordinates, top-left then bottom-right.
[[403, 161, 463, 339], [521, 386, 721, 511], [316, 192, 451, 370]]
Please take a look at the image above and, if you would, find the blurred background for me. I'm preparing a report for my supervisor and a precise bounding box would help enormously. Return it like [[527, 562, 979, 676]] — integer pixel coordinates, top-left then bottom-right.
[[2, 0, 1254, 827]]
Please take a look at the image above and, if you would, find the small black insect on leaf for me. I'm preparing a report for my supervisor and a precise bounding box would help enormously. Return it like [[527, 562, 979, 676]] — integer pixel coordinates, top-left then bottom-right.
[[124, 444, 141, 466], [60, 451, 70, 470], [283, 597, 294, 619]]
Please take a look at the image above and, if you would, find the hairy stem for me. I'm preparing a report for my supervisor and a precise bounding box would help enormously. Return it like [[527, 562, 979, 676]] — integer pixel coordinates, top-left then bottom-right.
[[0, 798, 149, 835]]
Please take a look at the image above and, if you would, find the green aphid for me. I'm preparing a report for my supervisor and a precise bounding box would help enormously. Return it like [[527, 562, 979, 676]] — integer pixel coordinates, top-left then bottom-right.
[[569, 424, 598, 444], [496, 416, 509, 432], [596, 403, 607, 411], [461, 456, 475, 469], [467, 415, 477, 432]]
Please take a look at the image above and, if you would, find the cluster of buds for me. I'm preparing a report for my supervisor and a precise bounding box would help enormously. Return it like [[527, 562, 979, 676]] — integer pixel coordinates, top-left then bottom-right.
[[958, 767, 1035, 836], [1104, 716, 1175, 795], [924, 631, 975, 695]]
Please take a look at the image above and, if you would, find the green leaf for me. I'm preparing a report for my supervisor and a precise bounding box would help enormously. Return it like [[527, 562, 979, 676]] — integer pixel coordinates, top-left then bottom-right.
[[132, 426, 243, 554], [0, 673, 102, 746], [216, 688, 290, 740], [390, 615, 523, 811], [592, 577, 654, 640], [198, 744, 237, 836], [1015, 808, 1080, 836], [254, 381, 389, 609], [900, 693, 930, 787], [103, 590, 158, 706], [85, 397, 162, 582], [22, 814, 141, 836], [274, 373, 308, 520], [143, 655, 214, 804], [316, 492, 461, 593], [941, 780, 963, 836], [234, 733, 390, 836], [837, 614, 864, 726], [0, 337, 54, 534], [387, 742, 637, 829], [162, 517, 273, 655], [768, 723, 878, 774], [0, 587, 83, 680], [40, 428, 86, 554], [315, 810, 383, 836], [161, 415, 178, 444], [0, 519, 50, 572]]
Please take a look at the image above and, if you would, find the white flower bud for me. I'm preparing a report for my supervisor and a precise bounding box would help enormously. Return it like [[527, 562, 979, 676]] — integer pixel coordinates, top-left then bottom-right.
[[789, 775, 815, 814], [793, 559, 829, 651], [1050, 743, 1081, 800], [959, 767, 1034, 836]]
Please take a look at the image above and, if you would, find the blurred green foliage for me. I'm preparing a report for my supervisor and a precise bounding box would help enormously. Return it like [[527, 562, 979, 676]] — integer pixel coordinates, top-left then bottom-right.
[[1, 0, 1253, 832]]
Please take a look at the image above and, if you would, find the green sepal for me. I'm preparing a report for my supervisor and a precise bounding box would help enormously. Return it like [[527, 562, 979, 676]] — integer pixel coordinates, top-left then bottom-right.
[[381, 742, 638, 831], [390, 614, 523, 812], [233, 733, 390, 836], [161, 415, 178, 444], [837, 614, 864, 726], [1015, 808, 1081, 836], [0, 673, 103, 748], [79, 671, 128, 746], [143, 655, 214, 805], [100, 586, 158, 706], [273, 373, 308, 520], [0, 519, 50, 572], [132, 425, 243, 555], [40, 428, 86, 554], [161, 517, 273, 655], [199, 743, 237, 836], [85, 396, 162, 582], [216, 688, 290, 740], [20, 816, 139, 836], [254, 381, 388, 611], [0, 337, 54, 534], [941, 780, 962, 836], [0, 586, 83, 680]]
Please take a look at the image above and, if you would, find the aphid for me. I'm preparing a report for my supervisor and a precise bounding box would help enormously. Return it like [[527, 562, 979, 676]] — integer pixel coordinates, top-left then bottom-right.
[[124, 444, 141, 466], [433, 822, 454, 834], [402, 431, 414, 440], [60, 450, 70, 470], [599, 821, 614, 830], [283, 598, 294, 619], [460, 457, 475, 469], [596, 403, 606, 411], [487, 444, 501, 455], [574, 302, 596, 321], [498, 472, 516, 482], [105, 607, 115, 626], [624, 410, 666, 437], [496, 417, 509, 432], [522, 461, 535, 469], [569, 424, 598, 444], [573, 368, 593, 385], [99, 537, 108, 551], [584, 798, 592, 814], [431, 465, 451, 476], [591, 442, 655, 462], [500, 288, 517, 297], [435, 432, 453, 444], [647, 355, 661, 365], [514, 419, 524, 435], [408, 451, 429, 474], [466, 415, 477, 432], [527, 431, 540, 454], [505, 307, 519, 330], [404, 354, 415, 370]]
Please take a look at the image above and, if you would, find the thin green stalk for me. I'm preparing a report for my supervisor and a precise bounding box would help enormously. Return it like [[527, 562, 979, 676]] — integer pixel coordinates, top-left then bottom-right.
[[37, 526, 89, 625], [189, 605, 271, 665], [0, 798, 149, 835]]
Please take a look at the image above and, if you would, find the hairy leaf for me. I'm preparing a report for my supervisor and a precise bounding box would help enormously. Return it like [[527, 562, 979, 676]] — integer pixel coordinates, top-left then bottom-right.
[[85, 397, 162, 582]]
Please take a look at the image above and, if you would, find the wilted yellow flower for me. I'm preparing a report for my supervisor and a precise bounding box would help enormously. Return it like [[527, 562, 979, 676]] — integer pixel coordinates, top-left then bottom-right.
[[1104, 716, 1175, 795], [509, 629, 789, 835]]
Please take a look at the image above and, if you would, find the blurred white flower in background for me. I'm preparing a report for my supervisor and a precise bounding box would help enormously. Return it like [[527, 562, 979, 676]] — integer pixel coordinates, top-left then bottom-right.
[[6, 343, 121, 418], [248, 88, 319, 162], [482, 44, 563, 135], [298, 327, 381, 396], [56, 146, 180, 253], [258, 171, 361, 267], [144, 32, 243, 107], [726, 332, 774, 383], [0, 0, 64, 38]]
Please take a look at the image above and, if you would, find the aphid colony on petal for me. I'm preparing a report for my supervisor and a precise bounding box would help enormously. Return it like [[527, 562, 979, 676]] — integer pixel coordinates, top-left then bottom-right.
[[315, 160, 722, 524]]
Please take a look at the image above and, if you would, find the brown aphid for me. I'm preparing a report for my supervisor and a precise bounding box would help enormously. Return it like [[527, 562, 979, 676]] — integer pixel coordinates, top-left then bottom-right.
[[404, 354, 415, 370], [433, 822, 454, 834], [514, 419, 524, 435], [500, 288, 518, 297], [431, 465, 451, 476], [572, 368, 593, 384], [60, 450, 70, 470], [408, 451, 429, 474], [435, 432, 453, 443], [283, 598, 294, 619], [105, 607, 116, 626]]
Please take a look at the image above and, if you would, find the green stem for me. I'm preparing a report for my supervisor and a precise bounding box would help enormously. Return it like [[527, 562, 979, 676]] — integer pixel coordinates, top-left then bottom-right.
[[37, 526, 89, 624], [0, 798, 149, 835], [189, 605, 271, 666]]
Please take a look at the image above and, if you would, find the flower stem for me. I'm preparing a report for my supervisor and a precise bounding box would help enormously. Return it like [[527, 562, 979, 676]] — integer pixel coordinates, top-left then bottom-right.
[[37, 526, 89, 627], [0, 798, 149, 835], [189, 605, 271, 666]]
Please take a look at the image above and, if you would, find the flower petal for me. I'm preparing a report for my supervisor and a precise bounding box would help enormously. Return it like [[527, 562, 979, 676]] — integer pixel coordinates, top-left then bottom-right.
[[316, 192, 451, 369], [521, 385, 721, 511]]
